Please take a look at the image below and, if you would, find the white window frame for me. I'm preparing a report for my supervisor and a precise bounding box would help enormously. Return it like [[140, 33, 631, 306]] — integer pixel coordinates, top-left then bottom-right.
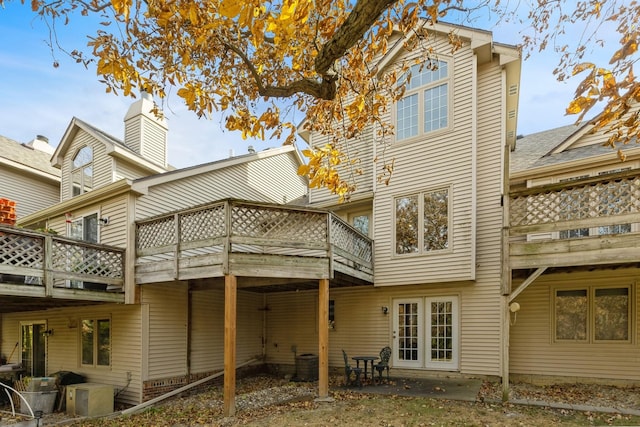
[[71, 146, 93, 197], [393, 186, 452, 257], [553, 284, 633, 344], [80, 316, 112, 368], [394, 58, 451, 143]]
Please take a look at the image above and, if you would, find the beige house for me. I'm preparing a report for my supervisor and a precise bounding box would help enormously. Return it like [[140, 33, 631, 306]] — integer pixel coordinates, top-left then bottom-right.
[[508, 120, 640, 385], [8, 17, 633, 417]]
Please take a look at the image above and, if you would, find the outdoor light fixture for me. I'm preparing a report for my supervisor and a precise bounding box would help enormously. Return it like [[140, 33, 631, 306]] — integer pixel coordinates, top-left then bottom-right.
[[381, 306, 389, 315], [99, 217, 110, 226], [43, 329, 54, 337]]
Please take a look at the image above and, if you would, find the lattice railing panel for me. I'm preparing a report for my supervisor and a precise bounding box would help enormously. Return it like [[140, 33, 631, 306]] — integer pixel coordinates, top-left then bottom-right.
[[510, 175, 640, 227], [331, 216, 373, 263], [231, 204, 327, 243], [0, 231, 43, 268], [137, 216, 176, 250], [181, 204, 226, 243], [52, 240, 123, 278]]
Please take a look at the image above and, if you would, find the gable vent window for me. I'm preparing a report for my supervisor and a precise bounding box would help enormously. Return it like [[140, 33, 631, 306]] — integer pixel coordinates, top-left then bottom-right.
[[72, 146, 93, 197]]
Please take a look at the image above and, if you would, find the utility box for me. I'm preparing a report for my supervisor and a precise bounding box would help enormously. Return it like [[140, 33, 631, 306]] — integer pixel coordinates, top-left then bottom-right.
[[66, 383, 114, 417]]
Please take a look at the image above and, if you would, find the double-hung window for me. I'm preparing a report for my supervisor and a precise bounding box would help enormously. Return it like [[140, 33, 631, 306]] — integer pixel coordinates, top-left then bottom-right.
[[396, 60, 449, 141], [81, 317, 111, 367], [554, 285, 631, 343], [395, 187, 450, 255], [72, 146, 93, 197]]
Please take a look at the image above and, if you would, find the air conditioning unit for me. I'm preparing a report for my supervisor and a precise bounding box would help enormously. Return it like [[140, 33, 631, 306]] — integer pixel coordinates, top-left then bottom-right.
[[66, 383, 114, 417]]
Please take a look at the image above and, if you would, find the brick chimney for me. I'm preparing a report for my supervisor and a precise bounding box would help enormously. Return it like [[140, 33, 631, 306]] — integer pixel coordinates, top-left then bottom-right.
[[123, 91, 168, 167]]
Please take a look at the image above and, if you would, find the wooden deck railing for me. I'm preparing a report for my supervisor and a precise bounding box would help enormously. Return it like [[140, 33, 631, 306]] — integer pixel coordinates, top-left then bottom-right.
[[509, 169, 640, 269], [135, 199, 373, 284], [0, 225, 125, 294]]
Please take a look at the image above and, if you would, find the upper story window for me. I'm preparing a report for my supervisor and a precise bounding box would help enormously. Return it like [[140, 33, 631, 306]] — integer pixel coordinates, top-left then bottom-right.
[[72, 146, 93, 196], [396, 60, 449, 141], [395, 187, 449, 255]]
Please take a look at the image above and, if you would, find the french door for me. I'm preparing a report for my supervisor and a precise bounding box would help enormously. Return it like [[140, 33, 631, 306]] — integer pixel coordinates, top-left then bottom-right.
[[393, 296, 459, 370], [21, 321, 47, 377]]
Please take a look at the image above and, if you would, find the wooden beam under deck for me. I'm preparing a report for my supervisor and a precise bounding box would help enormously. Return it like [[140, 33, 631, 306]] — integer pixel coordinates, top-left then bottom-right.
[[223, 274, 237, 417], [318, 278, 329, 398]]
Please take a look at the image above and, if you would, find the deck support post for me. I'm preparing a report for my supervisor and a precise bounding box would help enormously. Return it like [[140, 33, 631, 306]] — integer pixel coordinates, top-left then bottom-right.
[[318, 278, 329, 398], [223, 274, 237, 417]]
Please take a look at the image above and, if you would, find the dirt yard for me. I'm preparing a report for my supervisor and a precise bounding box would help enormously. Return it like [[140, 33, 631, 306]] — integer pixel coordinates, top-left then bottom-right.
[[4, 375, 640, 426]]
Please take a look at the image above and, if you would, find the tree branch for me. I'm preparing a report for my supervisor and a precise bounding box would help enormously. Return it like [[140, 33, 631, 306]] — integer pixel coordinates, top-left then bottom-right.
[[224, 41, 337, 100], [315, 0, 397, 75]]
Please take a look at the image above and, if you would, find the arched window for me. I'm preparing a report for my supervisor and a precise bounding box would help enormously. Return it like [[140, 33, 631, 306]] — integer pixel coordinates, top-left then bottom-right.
[[72, 146, 93, 196]]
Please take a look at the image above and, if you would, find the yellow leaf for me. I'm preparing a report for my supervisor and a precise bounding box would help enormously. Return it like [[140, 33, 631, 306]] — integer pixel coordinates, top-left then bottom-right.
[[219, 0, 242, 18]]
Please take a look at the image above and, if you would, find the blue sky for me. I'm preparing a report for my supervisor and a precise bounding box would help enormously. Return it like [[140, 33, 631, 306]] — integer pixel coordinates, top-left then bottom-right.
[[0, 2, 615, 169]]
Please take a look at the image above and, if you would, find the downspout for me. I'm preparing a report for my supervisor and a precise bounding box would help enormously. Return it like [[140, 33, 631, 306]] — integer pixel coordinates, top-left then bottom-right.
[[470, 52, 478, 281], [262, 294, 267, 359]]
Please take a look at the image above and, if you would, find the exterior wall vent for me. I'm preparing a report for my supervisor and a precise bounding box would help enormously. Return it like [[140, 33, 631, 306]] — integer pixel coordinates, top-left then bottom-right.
[[509, 84, 518, 96]]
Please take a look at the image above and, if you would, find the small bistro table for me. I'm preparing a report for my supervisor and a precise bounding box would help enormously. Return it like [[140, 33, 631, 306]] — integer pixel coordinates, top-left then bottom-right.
[[352, 356, 379, 382]]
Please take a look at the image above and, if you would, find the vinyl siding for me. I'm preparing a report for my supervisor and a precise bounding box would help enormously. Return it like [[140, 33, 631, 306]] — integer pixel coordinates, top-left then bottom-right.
[[135, 153, 306, 220], [459, 61, 505, 375], [510, 268, 640, 381], [61, 130, 114, 202], [373, 40, 475, 285], [265, 283, 502, 377], [189, 288, 264, 374], [1, 304, 142, 405], [307, 128, 375, 205], [141, 283, 188, 379], [115, 159, 157, 181], [140, 120, 167, 167], [0, 167, 59, 218]]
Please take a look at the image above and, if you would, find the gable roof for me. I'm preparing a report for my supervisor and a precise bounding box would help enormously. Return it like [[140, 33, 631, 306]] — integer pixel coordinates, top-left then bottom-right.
[[51, 117, 170, 174], [0, 135, 61, 183]]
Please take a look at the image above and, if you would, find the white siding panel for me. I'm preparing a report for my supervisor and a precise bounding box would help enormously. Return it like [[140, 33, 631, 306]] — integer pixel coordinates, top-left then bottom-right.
[[115, 160, 156, 181], [190, 288, 223, 373], [0, 167, 59, 218], [142, 283, 188, 379], [136, 154, 306, 220]]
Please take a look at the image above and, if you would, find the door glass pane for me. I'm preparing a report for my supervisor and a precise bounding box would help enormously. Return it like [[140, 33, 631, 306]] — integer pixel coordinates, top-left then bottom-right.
[[21, 325, 33, 376], [430, 301, 453, 361], [398, 303, 419, 361]]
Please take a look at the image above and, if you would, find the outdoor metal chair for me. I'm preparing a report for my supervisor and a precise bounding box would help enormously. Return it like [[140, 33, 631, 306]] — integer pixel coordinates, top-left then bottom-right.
[[374, 346, 392, 384], [342, 349, 362, 388]]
